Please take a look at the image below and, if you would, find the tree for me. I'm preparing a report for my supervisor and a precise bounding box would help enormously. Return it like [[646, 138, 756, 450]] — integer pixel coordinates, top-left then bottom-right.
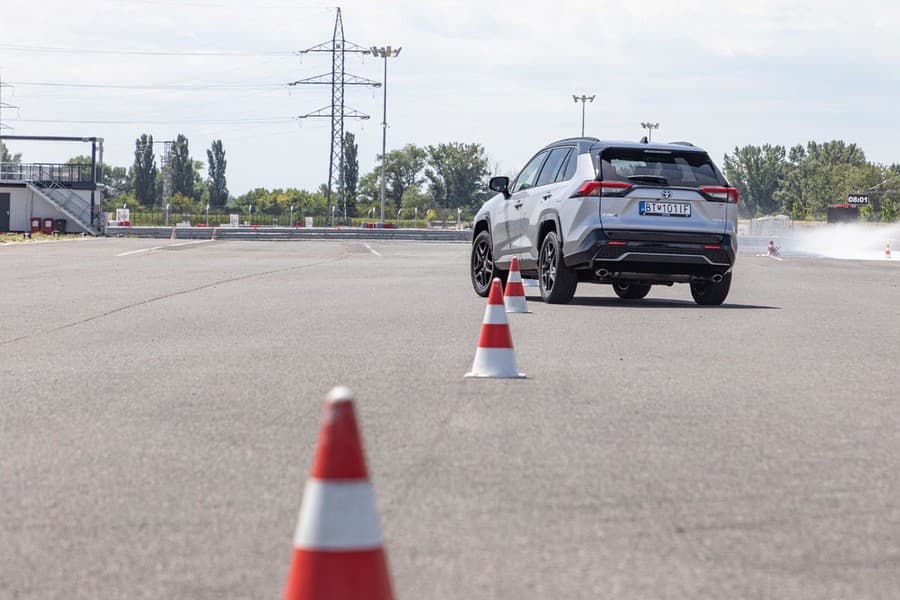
[[723, 144, 786, 217], [1, 140, 21, 164], [206, 139, 228, 208], [170, 134, 194, 200], [773, 140, 878, 220], [342, 132, 359, 218], [66, 155, 130, 199], [424, 142, 490, 209], [384, 144, 426, 210], [132, 134, 157, 207]]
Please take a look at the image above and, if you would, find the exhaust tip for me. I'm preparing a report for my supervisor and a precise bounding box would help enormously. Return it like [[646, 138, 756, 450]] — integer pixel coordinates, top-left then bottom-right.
[[712, 274, 724, 283], [595, 268, 610, 279]]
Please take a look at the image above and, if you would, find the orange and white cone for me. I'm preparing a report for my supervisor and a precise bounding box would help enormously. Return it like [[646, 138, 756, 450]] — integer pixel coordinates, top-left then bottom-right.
[[284, 387, 394, 600], [766, 240, 776, 256], [170, 227, 177, 241], [465, 278, 525, 378], [886, 243, 892, 259], [211, 227, 218, 241], [504, 257, 529, 314]]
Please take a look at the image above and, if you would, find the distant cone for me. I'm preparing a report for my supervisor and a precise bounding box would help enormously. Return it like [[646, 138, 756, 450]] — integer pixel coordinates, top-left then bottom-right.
[[211, 227, 218, 241], [170, 227, 177, 241], [465, 278, 525, 378], [504, 257, 530, 314], [886, 243, 892, 259], [766, 240, 775, 256], [284, 387, 394, 600]]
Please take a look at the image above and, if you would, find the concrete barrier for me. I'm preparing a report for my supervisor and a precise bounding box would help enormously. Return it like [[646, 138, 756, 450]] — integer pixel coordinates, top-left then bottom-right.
[[106, 226, 472, 242]]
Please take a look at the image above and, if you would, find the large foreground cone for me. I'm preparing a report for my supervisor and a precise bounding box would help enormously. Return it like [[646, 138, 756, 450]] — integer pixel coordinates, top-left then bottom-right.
[[504, 257, 530, 314], [465, 278, 525, 378], [284, 387, 394, 600], [886, 243, 892, 259]]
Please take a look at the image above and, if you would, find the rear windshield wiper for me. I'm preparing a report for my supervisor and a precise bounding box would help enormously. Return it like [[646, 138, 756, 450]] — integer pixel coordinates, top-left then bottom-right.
[[626, 175, 669, 185]]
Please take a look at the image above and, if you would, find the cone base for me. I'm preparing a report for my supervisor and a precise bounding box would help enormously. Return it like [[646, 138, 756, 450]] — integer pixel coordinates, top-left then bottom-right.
[[465, 371, 526, 379], [465, 345, 525, 379]]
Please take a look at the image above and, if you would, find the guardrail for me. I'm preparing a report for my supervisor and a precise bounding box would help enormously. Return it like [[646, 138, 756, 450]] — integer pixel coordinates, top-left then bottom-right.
[[106, 226, 472, 242]]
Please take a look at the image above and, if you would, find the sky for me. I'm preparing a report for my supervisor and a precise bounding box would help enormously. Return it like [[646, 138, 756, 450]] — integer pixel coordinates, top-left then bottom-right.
[[1, 0, 899, 196]]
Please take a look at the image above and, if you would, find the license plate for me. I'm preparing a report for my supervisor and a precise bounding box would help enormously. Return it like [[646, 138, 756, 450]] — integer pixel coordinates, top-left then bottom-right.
[[639, 201, 691, 217]]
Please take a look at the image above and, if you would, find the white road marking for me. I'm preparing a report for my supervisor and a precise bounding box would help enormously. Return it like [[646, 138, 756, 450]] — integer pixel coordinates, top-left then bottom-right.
[[117, 246, 162, 257], [116, 240, 212, 257], [362, 242, 382, 257]]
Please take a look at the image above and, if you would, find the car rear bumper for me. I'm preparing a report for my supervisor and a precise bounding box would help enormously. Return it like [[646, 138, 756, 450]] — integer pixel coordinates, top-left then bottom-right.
[[565, 228, 736, 277]]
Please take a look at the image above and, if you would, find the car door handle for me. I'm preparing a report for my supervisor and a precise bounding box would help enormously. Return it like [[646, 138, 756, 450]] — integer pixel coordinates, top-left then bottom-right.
[[542, 193, 552, 201], [514, 201, 523, 209]]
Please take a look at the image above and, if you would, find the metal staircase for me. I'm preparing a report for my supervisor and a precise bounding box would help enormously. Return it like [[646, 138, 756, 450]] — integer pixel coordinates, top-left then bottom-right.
[[26, 181, 102, 235]]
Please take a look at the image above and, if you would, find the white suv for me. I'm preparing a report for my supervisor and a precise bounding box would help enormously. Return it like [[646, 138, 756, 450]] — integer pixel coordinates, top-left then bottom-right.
[[470, 137, 740, 305]]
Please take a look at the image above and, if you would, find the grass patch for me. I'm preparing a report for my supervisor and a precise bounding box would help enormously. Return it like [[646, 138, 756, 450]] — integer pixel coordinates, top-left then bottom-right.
[[0, 233, 90, 244]]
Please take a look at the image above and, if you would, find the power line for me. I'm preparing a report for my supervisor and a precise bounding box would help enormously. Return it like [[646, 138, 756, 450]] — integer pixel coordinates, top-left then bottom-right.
[[10, 81, 288, 91], [0, 43, 295, 57], [105, 0, 335, 9], [9, 117, 294, 125], [0, 70, 17, 132]]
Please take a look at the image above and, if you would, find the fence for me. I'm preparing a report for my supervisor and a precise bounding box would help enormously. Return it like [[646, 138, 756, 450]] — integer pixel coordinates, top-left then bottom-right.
[[111, 208, 470, 229], [1, 162, 95, 184]]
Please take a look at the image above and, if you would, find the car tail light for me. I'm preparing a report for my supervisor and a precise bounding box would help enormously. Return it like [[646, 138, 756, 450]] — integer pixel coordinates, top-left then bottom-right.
[[571, 180, 633, 198], [700, 186, 740, 203], [608, 240, 627, 246], [704, 244, 722, 250]]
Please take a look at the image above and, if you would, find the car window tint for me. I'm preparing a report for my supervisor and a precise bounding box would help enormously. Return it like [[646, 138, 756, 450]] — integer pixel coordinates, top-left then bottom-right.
[[535, 148, 571, 188], [512, 150, 549, 193], [599, 148, 723, 187], [557, 149, 577, 182]]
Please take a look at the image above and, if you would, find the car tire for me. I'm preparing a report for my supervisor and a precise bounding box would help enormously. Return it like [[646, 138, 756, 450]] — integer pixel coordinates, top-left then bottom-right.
[[612, 281, 651, 300], [470, 230, 507, 297], [690, 273, 731, 306], [538, 231, 577, 304]]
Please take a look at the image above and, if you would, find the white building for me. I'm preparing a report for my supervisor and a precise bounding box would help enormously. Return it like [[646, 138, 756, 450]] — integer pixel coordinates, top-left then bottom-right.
[[0, 135, 103, 235]]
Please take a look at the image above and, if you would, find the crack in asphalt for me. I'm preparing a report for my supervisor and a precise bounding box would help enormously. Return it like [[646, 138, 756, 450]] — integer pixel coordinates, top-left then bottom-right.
[[0, 254, 350, 347]]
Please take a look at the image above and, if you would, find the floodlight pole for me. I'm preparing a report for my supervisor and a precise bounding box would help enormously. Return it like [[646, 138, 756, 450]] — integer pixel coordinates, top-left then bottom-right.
[[641, 121, 659, 142], [370, 46, 402, 223], [573, 94, 595, 137]]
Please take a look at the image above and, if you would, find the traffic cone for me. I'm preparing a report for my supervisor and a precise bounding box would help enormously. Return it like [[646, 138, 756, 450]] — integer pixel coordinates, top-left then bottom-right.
[[170, 227, 177, 241], [211, 227, 218, 241], [465, 278, 525, 378], [886, 243, 892, 259], [504, 257, 529, 314], [284, 386, 394, 600], [766, 240, 775, 256]]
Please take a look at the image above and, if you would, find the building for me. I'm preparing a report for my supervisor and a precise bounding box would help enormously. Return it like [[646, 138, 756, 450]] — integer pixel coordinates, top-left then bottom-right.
[[0, 135, 103, 235]]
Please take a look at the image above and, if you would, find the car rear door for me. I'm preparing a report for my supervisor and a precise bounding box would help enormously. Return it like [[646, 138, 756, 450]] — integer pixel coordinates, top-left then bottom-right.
[[596, 148, 729, 236]]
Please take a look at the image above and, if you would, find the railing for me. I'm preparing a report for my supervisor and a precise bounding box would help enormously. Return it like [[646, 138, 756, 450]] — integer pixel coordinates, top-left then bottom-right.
[[0, 162, 94, 184]]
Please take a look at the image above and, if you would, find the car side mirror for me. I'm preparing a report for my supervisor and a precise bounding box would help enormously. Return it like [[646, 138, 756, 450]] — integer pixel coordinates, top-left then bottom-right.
[[489, 176, 511, 199]]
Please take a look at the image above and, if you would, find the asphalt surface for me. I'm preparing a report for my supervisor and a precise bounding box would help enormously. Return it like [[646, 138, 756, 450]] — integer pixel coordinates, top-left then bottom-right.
[[2, 237, 899, 599]]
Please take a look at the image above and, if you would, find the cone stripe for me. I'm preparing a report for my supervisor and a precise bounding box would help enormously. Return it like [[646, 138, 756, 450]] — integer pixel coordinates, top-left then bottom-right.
[[478, 323, 513, 349], [310, 400, 368, 480], [505, 281, 525, 296], [284, 548, 393, 600], [293, 480, 383, 549], [482, 304, 509, 325]]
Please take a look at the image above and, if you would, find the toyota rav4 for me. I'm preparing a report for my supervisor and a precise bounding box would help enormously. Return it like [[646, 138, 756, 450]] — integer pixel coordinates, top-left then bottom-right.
[[470, 137, 739, 305]]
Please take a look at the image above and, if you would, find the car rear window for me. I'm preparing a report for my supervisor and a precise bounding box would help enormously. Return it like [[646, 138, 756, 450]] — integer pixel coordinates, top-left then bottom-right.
[[597, 148, 724, 187]]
